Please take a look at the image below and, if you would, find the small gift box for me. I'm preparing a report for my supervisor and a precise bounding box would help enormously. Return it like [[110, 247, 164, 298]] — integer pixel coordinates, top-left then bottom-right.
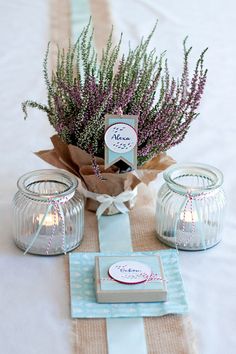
[[95, 255, 167, 303]]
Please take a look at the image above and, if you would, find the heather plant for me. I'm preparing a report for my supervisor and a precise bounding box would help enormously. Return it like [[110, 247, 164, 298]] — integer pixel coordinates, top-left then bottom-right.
[[22, 20, 207, 167]]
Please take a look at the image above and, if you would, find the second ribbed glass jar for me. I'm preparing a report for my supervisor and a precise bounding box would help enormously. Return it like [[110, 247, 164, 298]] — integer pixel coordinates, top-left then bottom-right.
[[12, 169, 84, 255], [156, 163, 226, 250]]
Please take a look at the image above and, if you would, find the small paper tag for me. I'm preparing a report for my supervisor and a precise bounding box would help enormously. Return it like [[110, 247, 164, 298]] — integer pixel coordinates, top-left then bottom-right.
[[104, 114, 138, 170], [108, 260, 152, 284]]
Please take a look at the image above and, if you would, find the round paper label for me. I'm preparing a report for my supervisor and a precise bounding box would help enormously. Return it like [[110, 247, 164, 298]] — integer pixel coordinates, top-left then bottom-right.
[[108, 260, 152, 284], [104, 123, 137, 153]]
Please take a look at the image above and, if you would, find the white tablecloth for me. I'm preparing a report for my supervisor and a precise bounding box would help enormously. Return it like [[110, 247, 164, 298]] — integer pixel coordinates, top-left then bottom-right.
[[0, 1, 235, 353]]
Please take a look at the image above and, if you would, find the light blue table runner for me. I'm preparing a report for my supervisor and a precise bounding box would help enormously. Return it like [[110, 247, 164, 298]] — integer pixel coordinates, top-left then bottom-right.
[[69, 2, 188, 353], [99, 214, 148, 354]]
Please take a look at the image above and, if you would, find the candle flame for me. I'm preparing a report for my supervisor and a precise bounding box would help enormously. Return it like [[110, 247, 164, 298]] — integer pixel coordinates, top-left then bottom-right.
[[180, 210, 198, 222], [36, 213, 59, 226]]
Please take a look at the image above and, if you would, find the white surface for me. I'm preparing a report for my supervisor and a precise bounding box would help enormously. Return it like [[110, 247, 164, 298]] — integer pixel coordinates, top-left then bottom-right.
[[0, 2, 72, 354], [109, 1, 236, 353], [0, 1, 236, 354]]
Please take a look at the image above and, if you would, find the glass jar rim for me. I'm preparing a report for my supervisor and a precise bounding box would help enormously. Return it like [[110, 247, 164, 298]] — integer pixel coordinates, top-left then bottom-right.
[[163, 163, 223, 195], [17, 169, 78, 200]]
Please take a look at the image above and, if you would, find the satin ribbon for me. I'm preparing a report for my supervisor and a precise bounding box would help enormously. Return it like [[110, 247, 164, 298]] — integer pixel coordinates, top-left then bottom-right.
[[78, 180, 137, 218], [98, 214, 147, 354]]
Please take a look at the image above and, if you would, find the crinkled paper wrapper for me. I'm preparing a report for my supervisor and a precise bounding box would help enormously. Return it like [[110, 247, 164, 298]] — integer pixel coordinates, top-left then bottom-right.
[[36, 135, 175, 214]]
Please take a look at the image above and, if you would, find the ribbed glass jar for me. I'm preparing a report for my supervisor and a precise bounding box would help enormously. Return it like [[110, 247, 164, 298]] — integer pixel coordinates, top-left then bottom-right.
[[12, 169, 84, 255], [156, 163, 226, 250]]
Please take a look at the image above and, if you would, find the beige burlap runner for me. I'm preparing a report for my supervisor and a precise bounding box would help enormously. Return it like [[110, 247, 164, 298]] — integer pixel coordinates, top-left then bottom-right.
[[50, 1, 197, 353], [68, 184, 197, 354]]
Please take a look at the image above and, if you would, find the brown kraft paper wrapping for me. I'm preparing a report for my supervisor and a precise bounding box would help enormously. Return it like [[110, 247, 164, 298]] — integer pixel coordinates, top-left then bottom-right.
[[36, 134, 175, 213]]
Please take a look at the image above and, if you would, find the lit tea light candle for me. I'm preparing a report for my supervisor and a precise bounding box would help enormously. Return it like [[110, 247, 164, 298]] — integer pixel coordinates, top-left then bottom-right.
[[177, 209, 199, 246], [36, 213, 59, 227], [156, 163, 226, 250], [180, 210, 198, 223], [13, 169, 84, 255]]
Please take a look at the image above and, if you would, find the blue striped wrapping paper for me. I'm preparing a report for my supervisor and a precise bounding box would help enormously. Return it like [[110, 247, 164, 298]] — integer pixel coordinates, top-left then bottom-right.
[[69, 249, 188, 318]]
